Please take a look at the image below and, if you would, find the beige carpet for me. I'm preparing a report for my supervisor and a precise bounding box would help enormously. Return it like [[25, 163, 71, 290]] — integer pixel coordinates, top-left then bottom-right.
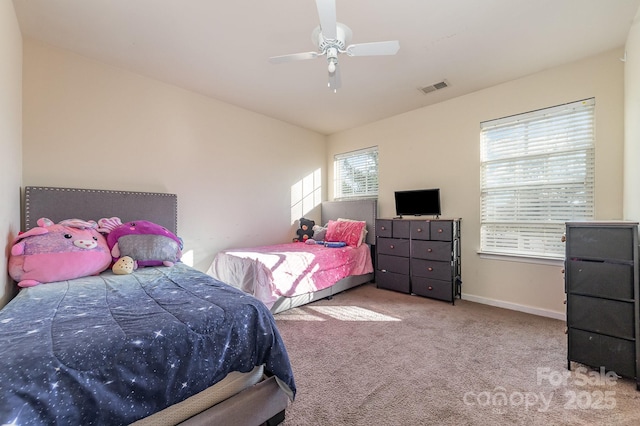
[[274, 283, 640, 425]]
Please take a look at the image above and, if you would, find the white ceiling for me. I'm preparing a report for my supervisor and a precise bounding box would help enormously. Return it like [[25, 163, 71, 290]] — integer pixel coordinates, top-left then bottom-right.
[[13, 0, 640, 135]]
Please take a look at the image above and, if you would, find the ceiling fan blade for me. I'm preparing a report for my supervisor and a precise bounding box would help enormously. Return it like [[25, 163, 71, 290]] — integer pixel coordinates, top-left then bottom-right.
[[346, 40, 400, 57], [328, 63, 341, 91], [269, 51, 320, 64], [315, 0, 337, 40]]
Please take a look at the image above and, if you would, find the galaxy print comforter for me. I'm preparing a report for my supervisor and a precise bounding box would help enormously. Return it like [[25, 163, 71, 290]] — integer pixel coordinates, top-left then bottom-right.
[[0, 263, 295, 425]]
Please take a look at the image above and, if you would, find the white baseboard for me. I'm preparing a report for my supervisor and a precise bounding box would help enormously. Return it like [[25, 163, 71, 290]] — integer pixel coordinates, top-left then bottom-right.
[[461, 293, 566, 321]]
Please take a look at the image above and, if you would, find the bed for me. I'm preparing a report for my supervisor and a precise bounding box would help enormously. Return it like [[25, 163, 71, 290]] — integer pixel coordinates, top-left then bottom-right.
[[0, 186, 295, 426], [207, 199, 377, 314]]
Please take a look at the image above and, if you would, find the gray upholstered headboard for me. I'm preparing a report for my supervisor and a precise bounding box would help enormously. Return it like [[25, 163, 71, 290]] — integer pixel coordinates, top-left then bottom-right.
[[23, 186, 178, 234], [321, 199, 377, 245]]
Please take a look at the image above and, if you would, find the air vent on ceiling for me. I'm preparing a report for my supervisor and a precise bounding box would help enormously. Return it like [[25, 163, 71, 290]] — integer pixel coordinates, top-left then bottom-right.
[[420, 80, 449, 94]]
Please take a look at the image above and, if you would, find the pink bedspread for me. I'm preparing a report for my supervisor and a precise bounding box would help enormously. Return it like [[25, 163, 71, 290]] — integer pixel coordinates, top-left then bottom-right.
[[207, 242, 373, 309]]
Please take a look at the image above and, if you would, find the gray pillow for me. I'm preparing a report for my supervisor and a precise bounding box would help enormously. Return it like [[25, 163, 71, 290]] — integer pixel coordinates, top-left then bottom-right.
[[312, 225, 327, 241]]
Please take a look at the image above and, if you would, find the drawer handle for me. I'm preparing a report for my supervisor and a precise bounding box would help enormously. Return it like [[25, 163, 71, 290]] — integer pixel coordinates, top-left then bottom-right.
[[381, 269, 387, 273], [428, 286, 433, 291], [417, 228, 422, 232], [437, 228, 443, 233], [428, 267, 433, 272], [390, 245, 395, 249], [427, 248, 433, 252], [381, 226, 386, 231]]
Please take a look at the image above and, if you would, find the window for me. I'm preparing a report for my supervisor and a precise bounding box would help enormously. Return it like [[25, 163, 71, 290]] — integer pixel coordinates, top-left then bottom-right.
[[334, 146, 379, 199], [480, 99, 595, 259]]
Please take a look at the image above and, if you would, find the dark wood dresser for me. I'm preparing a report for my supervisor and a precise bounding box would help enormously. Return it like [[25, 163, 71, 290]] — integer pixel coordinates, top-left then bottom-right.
[[565, 221, 640, 389], [375, 218, 461, 303]]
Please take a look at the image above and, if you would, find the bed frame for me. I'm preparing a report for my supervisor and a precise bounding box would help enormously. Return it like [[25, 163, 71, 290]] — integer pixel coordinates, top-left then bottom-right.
[[21, 186, 290, 426], [270, 198, 377, 314]]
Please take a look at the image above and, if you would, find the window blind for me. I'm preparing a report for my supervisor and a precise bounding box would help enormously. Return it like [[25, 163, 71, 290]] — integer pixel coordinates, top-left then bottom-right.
[[480, 98, 595, 258], [334, 146, 379, 199]]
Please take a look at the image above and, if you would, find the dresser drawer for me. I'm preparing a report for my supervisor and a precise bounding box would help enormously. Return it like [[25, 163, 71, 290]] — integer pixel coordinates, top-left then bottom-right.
[[392, 220, 410, 238], [410, 258, 451, 281], [376, 220, 393, 238], [377, 237, 410, 257], [376, 270, 410, 293], [569, 328, 636, 379], [430, 221, 453, 241], [377, 254, 410, 275], [412, 240, 452, 261], [410, 220, 431, 240], [567, 226, 635, 260], [568, 295, 635, 339], [411, 277, 452, 302], [566, 260, 634, 300]]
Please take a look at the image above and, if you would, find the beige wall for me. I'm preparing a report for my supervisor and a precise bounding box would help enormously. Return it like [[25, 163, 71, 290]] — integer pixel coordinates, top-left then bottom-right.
[[328, 49, 626, 319], [9, 12, 639, 317], [22, 40, 326, 272], [624, 7, 640, 220], [0, 2, 22, 308]]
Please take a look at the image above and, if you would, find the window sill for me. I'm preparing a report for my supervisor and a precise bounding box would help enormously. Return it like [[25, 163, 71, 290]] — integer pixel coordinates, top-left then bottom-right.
[[478, 251, 564, 267], [333, 196, 378, 201]]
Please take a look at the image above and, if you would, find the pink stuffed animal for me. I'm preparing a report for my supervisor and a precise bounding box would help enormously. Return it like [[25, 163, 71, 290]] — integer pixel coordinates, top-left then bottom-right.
[[8, 218, 112, 287], [98, 217, 182, 271]]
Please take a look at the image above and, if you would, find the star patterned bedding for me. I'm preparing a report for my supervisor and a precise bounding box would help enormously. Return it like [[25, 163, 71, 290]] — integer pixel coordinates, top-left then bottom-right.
[[207, 242, 373, 309], [0, 263, 296, 425]]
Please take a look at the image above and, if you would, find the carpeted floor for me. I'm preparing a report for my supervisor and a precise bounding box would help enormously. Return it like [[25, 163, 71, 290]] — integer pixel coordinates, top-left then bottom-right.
[[274, 283, 640, 425]]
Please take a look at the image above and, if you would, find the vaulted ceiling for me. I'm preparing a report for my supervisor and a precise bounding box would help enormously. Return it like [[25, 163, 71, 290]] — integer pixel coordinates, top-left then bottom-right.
[[13, 0, 640, 134]]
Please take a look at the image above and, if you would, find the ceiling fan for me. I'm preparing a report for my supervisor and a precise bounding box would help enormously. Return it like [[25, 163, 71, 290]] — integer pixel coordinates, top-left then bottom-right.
[[269, 0, 400, 92]]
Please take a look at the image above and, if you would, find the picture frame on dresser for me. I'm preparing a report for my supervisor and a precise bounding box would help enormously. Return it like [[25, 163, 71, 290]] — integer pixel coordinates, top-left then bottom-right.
[[375, 217, 461, 304]]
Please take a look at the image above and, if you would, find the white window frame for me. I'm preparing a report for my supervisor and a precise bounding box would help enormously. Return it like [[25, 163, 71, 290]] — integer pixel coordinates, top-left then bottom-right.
[[480, 98, 595, 259], [334, 146, 379, 200]]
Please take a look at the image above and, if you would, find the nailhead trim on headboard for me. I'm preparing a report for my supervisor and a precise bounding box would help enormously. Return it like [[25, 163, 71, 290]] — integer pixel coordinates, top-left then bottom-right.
[[23, 186, 178, 234]]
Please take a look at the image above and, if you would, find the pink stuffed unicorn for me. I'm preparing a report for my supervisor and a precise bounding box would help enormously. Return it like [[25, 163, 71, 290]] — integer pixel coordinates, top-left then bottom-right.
[[8, 218, 112, 287]]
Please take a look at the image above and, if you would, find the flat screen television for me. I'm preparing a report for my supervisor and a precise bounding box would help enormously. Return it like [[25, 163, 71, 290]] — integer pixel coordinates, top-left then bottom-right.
[[394, 188, 441, 217]]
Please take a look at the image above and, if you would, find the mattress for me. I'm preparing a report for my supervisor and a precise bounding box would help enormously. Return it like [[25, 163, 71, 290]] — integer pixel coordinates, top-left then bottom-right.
[[207, 242, 373, 309], [132, 365, 264, 425]]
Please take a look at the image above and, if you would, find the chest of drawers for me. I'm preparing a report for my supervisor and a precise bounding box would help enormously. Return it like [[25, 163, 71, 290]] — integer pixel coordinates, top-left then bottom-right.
[[375, 218, 461, 303], [565, 222, 640, 389]]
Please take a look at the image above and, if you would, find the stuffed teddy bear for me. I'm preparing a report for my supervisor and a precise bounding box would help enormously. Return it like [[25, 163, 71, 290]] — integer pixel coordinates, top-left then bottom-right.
[[8, 218, 112, 287], [294, 217, 315, 242], [98, 217, 183, 273]]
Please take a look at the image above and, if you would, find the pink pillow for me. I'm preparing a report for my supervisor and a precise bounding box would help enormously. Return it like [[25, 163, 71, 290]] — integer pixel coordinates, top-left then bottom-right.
[[338, 218, 368, 246], [326, 220, 367, 247]]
